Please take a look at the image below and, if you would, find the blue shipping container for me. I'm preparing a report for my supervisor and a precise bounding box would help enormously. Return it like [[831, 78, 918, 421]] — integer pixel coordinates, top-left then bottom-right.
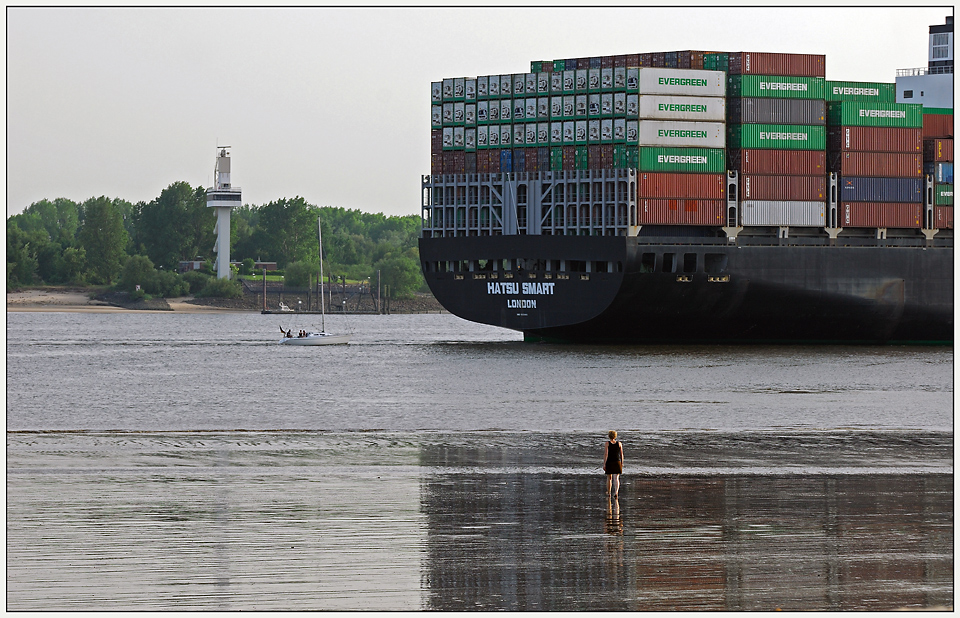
[[839, 177, 923, 203], [925, 162, 954, 184], [514, 148, 526, 171], [500, 149, 513, 173]]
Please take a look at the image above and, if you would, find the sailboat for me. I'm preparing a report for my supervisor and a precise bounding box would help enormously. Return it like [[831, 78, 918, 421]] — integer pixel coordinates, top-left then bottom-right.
[[279, 217, 351, 346]]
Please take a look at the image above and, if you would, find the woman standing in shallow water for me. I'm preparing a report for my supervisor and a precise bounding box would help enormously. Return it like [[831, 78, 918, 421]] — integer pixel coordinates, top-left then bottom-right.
[[603, 430, 623, 498]]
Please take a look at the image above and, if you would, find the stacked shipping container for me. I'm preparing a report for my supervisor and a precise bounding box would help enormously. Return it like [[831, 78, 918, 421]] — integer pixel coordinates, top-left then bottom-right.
[[826, 85, 924, 228], [633, 67, 727, 225], [431, 49, 951, 232], [922, 107, 954, 229], [726, 55, 828, 227]]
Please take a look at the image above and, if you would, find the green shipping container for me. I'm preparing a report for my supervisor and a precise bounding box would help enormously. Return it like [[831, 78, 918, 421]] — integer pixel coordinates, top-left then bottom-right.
[[727, 75, 826, 100], [638, 147, 726, 172], [553, 60, 566, 72], [923, 107, 954, 115], [825, 80, 896, 102], [936, 184, 953, 205], [575, 147, 589, 170], [826, 102, 923, 128], [551, 147, 564, 171], [531, 61, 543, 73], [727, 123, 826, 150], [626, 146, 639, 169], [703, 53, 729, 72]]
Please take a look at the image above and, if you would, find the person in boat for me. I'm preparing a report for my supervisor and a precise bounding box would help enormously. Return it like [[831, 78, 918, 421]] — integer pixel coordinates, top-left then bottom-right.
[[286, 330, 292, 338]]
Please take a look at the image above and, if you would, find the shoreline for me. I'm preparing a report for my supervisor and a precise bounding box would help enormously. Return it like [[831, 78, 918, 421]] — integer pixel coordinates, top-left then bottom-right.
[[7, 289, 254, 314]]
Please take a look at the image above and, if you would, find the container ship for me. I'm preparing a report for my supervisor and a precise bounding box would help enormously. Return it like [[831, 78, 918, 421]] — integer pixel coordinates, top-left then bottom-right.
[[419, 17, 954, 344]]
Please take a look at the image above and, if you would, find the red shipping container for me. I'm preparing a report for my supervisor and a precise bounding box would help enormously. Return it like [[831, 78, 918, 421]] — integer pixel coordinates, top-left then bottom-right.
[[639, 53, 653, 67], [625, 53, 640, 67], [923, 138, 954, 162], [477, 152, 489, 174], [588, 145, 602, 170], [728, 51, 825, 77], [431, 129, 443, 155], [601, 56, 614, 68], [840, 202, 922, 228], [651, 52, 665, 67], [637, 172, 726, 199], [442, 151, 455, 174], [562, 145, 576, 171], [613, 55, 627, 68], [431, 153, 443, 175], [923, 113, 954, 138], [488, 150, 500, 173], [826, 126, 922, 153], [935, 205, 953, 229], [637, 199, 725, 225], [452, 151, 465, 174], [465, 152, 477, 174], [525, 147, 538, 172], [828, 152, 922, 177], [731, 148, 826, 175], [741, 175, 826, 200]]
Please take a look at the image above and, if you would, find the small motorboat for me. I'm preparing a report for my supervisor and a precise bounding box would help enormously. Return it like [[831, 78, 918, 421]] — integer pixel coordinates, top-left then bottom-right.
[[279, 331, 350, 346]]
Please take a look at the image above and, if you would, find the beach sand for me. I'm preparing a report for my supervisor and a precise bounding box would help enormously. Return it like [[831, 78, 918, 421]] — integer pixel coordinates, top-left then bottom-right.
[[7, 289, 251, 313]]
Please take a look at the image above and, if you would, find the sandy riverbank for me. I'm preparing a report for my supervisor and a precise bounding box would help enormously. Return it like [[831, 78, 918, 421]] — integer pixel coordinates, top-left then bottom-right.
[[6, 289, 253, 313]]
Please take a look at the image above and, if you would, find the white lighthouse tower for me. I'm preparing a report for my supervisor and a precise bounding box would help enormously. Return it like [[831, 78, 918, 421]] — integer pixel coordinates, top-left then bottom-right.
[[206, 146, 242, 279]]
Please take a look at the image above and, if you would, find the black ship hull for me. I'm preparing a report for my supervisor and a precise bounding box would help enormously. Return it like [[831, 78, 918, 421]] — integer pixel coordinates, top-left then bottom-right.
[[420, 235, 953, 344]]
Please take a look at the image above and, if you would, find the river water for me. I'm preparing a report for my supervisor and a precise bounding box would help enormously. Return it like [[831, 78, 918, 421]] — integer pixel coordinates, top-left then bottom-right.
[[6, 311, 953, 610]]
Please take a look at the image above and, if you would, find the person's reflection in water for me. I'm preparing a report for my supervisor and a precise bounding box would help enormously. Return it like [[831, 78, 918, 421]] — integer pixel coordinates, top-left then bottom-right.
[[604, 495, 625, 583], [605, 495, 623, 536]]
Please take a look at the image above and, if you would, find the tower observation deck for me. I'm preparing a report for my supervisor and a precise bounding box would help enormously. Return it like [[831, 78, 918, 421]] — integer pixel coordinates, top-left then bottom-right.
[[206, 147, 242, 279]]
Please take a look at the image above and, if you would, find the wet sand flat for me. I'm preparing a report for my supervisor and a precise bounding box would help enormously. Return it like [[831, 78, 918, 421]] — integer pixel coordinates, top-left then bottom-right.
[[6, 431, 952, 611]]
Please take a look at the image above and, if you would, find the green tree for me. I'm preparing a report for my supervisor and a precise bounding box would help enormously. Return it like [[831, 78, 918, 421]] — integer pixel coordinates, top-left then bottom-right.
[[374, 249, 424, 299], [258, 197, 318, 268], [6, 222, 39, 288], [134, 182, 212, 270], [118, 255, 157, 292], [283, 260, 317, 288], [78, 196, 129, 284]]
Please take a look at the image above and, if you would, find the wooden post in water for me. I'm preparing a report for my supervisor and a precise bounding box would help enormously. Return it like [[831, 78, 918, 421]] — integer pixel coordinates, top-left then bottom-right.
[[262, 268, 267, 312]]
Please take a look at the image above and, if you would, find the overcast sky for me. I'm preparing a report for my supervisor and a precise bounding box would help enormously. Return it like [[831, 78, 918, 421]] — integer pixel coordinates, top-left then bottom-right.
[[6, 6, 952, 218]]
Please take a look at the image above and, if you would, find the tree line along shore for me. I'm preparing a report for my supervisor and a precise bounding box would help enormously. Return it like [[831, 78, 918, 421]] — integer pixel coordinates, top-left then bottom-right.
[[7, 182, 427, 303]]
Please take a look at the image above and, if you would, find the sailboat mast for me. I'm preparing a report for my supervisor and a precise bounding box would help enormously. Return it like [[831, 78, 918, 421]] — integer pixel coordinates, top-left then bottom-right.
[[318, 216, 326, 333]]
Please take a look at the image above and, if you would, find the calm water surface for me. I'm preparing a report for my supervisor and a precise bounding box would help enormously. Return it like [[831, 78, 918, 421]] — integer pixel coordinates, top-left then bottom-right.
[[6, 312, 954, 610]]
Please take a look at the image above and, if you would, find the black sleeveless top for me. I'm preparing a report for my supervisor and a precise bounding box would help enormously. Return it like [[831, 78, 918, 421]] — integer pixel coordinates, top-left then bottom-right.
[[604, 441, 622, 474]]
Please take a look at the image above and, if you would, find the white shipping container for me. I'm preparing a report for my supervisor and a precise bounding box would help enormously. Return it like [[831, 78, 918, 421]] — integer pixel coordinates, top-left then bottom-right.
[[488, 76, 499, 97], [601, 119, 613, 142], [551, 96, 563, 118], [443, 127, 454, 148], [500, 125, 512, 147], [477, 125, 488, 147], [489, 125, 501, 147], [626, 120, 639, 144], [551, 122, 563, 143], [454, 78, 465, 99], [454, 102, 465, 124], [550, 72, 563, 93], [589, 94, 601, 116], [526, 98, 537, 119], [741, 201, 826, 226], [576, 95, 587, 117], [626, 94, 639, 116], [563, 70, 575, 92], [465, 128, 476, 150], [443, 103, 454, 124], [432, 82, 442, 103], [432, 105, 442, 127], [501, 100, 512, 121], [453, 126, 464, 148], [513, 99, 525, 121], [576, 120, 587, 142], [636, 67, 726, 97], [513, 74, 526, 95], [465, 104, 476, 126], [477, 76, 488, 98], [614, 92, 626, 115], [589, 68, 601, 90], [588, 119, 601, 142], [538, 123, 550, 145], [443, 78, 454, 99], [601, 68, 613, 89], [563, 96, 575, 117], [613, 118, 626, 141], [576, 69, 588, 91], [537, 97, 549, 119], [626, 68, 639, 91], [638, 120, 726, 148], [500, 75, 512, 96], [614, 67, 626, 89], [466, 79, 476, 101], [525, 72, 537, 94], [563, 121, 575, 143], [636, 95, 726, 121], [477, 101, 488, 123], [488, 101, 500, 122], [537, 72, 549, 94], [525, 124, 537, 145]]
